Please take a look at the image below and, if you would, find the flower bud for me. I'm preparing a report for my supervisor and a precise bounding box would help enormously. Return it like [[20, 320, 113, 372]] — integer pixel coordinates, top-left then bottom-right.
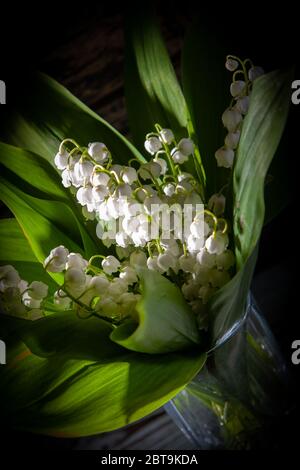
[[235, 96, 249, 115], [157, 252, 177, 272], [179, 254, 196, 273], [230, 80, 246, 97], [215, 249, 235, 270], [215, 147, 235, 168], [225, 131, 240, 150], [222, 108, 242, 132], [225, 58, 238, 71], [0, 265, 21, 291], [119, 266, 138, 285], [248, 66, 264, 82], [208, 193, 226, 216]]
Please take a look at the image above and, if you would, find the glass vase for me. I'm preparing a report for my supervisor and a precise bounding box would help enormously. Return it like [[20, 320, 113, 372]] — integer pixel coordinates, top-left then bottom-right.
[[165, 294, 291, 449]]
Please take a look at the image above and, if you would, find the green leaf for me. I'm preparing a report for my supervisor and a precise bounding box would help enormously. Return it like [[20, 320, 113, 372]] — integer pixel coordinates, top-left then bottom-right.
[[0, 180, 83, 284], [111, 268, 202, 353], [233, 69, 292, 268], [0, 312, 206, 436], [0, 142, 101, 259], [125, 9, 188, 151], [182, 23, 232, 196], [0, 73, 144, 166], [0, 218, 56, 287]]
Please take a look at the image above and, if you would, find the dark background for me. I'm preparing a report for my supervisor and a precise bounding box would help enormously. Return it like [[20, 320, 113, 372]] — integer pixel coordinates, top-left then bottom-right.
[[0, 1, 299, 450]]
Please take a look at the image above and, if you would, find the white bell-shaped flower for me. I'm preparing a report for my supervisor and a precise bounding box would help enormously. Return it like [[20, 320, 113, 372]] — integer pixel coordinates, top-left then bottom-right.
[[225, 131, 240, 150], [159, 128, 174, 144], [76, 186, 93, 206], [96, 297, 119, 316], [196, 248, 216, 268], [178, 138, 195, 156], [92, 185, 109, 203], [66, 253, 88, 271], [54, 150, 69, 170], [248, 66, 264, 82], [205, 232, 229, 255], [144, 136, 162, 155], [209, 269, 230, 287], [22, 292, 42, 309], [179, 254, 196, 273], [225, 58, 238, 71], [102, 255, 121, 275], [230, 80, 246, 97], [108, 278, 128, 299], [121, 167, 138, 185], [88, 142, 109, 163], [154, 157, 168, 175], [130, 250, 147, 268], [222, 108, 243, 132], [119, 266, 138, 285], [28, 281, 48, 300], [186, 234, 205, 253], [236, 96, 249, 115], [65, 267, 87, 290], [44, 245, 69, 272], [199, 285, 215, 304], [208, 193, 226, 216], [91, 171, 110, 187], [157, 252, 177, 273], [216, 249, 235, 270], [147, 255, 163, 273], [215, 147, 235, 168], [61, 169, 72, 188], [54, 290, 72, 309], [171, 148, 188, 164], [89, 276, 109, 295], [0, 265, 21, 291], [163, 183, 176, 197]]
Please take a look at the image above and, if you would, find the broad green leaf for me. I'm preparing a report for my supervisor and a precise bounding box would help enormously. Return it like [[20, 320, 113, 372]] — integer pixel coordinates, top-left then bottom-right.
[[0, 73, 144, 165], [0, 142, 100, 257], [0, 312, 206, 436], [208, 69, 291, 346], [125, 10, 205, 190], [0, 218, 56, 287], [0, 142, 67, 201], [125, 10, 188, 152], [0, 180, 83, 284], [233, 69, 292, 268], [111, 268, 202, 353], [182, 24, 232, 196]]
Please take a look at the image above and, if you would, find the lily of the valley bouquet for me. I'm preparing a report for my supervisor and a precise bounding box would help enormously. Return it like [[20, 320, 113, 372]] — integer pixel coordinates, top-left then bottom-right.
[[0, 12, 292, 447]]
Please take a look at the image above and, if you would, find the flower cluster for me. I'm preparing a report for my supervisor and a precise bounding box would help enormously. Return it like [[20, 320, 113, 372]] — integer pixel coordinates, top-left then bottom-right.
[[51, 123, 236, 328], [215, 56, 264, 168], [0, 265, 48, 320], [43, 246, 141, 322]]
